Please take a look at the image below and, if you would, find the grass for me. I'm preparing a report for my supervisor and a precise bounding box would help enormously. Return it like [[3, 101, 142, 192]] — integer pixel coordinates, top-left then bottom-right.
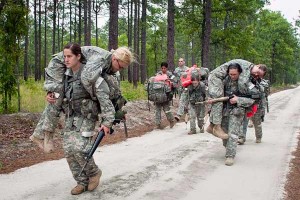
[[120, 81, 147, 101], [2, 79, 147, 113]]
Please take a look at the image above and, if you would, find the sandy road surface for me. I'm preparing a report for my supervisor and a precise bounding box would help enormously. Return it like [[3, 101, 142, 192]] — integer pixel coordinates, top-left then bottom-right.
[[1, 86, 300, 200]]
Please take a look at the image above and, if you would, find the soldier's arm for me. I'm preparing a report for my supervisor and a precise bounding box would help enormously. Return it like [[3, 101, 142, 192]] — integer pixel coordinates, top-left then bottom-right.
[[94, 77, 115, 128], [236, 97, 255, 108]]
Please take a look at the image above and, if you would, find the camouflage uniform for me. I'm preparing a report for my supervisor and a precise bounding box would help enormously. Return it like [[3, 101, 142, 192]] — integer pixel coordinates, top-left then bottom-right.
[[155, 101, 175, 127], [187, 82, 206, 133], [176, 67, 209, 119], [31, 54, 65, 139], [62, 56, 120, 187], [31, 46, 115, 139], [32, 46, 122, 187], [154, 70, 175, 127], [208, 59, 253, 125], [198, 67, 210, 121], [239, 79, 269, 142], [174, 65, 189, 97], [221, 76, 254, 158], [176, 88, 189, 117]]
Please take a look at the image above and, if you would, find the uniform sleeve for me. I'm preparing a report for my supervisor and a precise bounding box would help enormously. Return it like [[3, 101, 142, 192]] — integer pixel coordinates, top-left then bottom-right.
[[237, 97, 255, 108], [200, 82, 206, 99], [94, 77, 115, 127]]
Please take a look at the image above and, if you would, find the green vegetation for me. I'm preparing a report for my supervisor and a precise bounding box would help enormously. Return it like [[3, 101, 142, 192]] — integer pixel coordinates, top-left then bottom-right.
[[18, 79, 47, 112], [120, 81, 148, 101], [5, 79, 147, 113]]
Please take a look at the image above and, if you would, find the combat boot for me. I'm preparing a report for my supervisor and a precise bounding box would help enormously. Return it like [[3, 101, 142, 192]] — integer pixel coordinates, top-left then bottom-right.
[[198, 123, 204, 133], [256, 138, 262, 143], [237, 138, 245, 145], [200, 127, 205, 133], [212, 125, 229, 140], [169, 120, 176, 128], [88, 170, 102, 191], [44, 131, 54, 153], [174, 115, 181, 122], [29, 135, 44, 150], [71, 184, 86, 195], [206, 123, 214, 134], [156, 124, 164, 130], [225, 157, 234, 166], [188, 130, 197, 135]]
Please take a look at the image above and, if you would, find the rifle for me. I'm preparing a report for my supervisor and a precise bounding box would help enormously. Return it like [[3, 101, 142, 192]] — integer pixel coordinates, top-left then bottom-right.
[[195, 96, 233, 105], [195, 93, 261, 105], [78, 128, 114, 177]]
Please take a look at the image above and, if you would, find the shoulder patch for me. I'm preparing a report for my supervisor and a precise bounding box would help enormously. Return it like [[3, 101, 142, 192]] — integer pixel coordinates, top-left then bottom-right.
[[95, 76, 104, 88]]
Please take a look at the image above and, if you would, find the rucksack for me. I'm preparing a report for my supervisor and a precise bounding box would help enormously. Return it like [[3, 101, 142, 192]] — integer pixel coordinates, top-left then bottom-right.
[[180, 66, 201, 87], [147, 74, 173, 103]]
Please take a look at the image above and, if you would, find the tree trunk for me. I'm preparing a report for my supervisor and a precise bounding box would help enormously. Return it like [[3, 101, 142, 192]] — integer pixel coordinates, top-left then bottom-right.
[[38, 0, 42, 79], [23, 0, 29, 81], [93, 0, 101, 46], [44, 0, 47, 74], [61, 0, 65, 48], [127, 0, 133, 82], [201, 0, 212, 69], [140, 0, 147, 83], [133, 0, 138, 88], [84, 0, 91, 45], [57, 2, 60, 51], [69, 0, 72, 42], [87, 0, 91, 45], [108, 0, 119, 50], [52, 0, 57, 54], [78, 0, 82, 45], [167, 0, 175, 71], [34, 0, 38, 80]]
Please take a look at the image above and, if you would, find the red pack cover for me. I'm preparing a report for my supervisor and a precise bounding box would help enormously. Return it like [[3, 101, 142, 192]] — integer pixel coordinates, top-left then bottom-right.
[[154, 74, 172, 88], [180, 66, 198, 87], [246, 104, 258, 118]]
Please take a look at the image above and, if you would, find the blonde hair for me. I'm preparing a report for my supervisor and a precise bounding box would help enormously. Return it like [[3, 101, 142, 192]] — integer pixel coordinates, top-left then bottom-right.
[[111, 46, 136, 65]]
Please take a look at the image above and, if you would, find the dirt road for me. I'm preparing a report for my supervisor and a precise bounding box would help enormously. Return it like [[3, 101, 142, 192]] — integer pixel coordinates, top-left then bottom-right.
[[1, 86, 300, 200]]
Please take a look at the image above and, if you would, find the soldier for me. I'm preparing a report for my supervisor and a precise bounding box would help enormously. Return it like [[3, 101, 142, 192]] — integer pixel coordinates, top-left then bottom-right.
[[39, 43, 134, 195], [174, 58, 189, 97], [30, 46, 123, 153], [153, 62, 176, 129], [219, 63, 255, 166], [177, 68, 206, 134], [175, 65, 208, 125], [206, 59, 267, 140], [238, 77, 269, 144]]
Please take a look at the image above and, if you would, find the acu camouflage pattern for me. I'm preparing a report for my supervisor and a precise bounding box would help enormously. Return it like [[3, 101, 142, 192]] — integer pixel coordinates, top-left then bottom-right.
[[63, 130, 100, 186], [147, 79, 172, 104], [32, 46, 117, 137], [151, 71, 176, 125], [245, 79, 268, 140], [221, 78, 254, 158], [174, 65, 189, 97], [188, 82, 206, 132], [62, 66, 100, 132], [155, 101, 175, 126], [208, 59, 254, 124], [176, 67, 209, 118], [176, 88, 189, 116]]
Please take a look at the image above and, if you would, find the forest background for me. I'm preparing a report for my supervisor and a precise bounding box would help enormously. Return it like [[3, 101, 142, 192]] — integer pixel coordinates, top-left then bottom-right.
[[0, 0, 300, 114]]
